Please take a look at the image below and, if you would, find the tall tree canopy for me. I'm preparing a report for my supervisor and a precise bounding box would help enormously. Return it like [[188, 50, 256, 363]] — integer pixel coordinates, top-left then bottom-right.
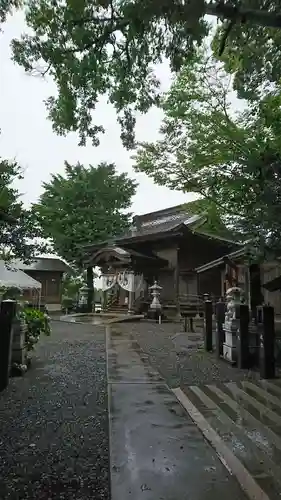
[[133, 48, 281, 255], [8, 0, 281, 148], [35, 161, 137, 265], [34, 161, 137, 307], [0, 158, 46, 260]]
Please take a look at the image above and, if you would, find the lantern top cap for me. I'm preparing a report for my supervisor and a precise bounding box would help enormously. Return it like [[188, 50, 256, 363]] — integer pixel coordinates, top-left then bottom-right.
[[226, 286, 242, 295], [148, 280, 162, 290]]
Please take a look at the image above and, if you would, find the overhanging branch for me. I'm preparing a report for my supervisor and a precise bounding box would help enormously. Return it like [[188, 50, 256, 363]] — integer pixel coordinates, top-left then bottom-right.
[[205, 2, 281, 28]]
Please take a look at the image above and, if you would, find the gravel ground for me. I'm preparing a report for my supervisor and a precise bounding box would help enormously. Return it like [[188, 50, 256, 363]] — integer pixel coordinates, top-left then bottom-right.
[[118, 321, 261, 388], [0, 321, 110, 500]]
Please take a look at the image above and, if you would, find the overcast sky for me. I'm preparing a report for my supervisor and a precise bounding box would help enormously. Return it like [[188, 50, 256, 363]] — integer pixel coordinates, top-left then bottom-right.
[[0, 12, 196, 216]]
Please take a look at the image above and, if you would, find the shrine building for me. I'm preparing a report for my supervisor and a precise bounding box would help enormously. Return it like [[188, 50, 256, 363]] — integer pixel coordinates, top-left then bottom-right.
[[83, 203, 241, 317]]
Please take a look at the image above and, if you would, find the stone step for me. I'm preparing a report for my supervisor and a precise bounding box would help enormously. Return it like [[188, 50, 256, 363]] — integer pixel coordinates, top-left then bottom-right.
[[177, 380, 281, 500]]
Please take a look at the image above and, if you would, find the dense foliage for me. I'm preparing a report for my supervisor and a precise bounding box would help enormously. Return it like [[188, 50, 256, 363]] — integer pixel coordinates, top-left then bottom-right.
[[134, 48, 281, 255], [35, 161, 137, 264], [0, 158, 47, 261], [23, 306, 51, 351], [9, 0, 281, 148], [34, 161, 137, 309]]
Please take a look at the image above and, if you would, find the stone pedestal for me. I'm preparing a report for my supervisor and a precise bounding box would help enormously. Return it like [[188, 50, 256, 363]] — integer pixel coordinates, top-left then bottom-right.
[[223, 319, 239, 363], [12, 317, 27, 366], [223, 287, 244, 363]]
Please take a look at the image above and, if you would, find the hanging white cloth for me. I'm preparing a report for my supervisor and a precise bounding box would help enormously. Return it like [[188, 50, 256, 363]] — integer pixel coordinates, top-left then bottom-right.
[[101, 274, 117, 292], [117, 271, 134, 292]]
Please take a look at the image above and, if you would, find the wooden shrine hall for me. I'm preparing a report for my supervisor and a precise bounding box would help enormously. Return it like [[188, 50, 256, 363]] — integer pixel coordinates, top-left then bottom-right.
[[83, 203, 241, 316]]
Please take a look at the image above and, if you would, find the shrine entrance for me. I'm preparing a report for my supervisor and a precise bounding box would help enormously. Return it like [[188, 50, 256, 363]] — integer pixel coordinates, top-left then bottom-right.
[[101, 270, 145, 313], [84, 245, 169, 314]]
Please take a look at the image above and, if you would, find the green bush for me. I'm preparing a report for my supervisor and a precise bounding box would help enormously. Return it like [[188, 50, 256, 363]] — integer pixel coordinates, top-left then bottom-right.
[[22, 307, 51, 351], [61, 295, 76, 312]]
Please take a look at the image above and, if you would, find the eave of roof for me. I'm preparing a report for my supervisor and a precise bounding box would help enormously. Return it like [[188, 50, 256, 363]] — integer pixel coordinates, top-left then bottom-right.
[[85, 245, 168, 267], [195, 248, 248, 274], [262, 275, 281, 292], [14, 257, 73, 273]]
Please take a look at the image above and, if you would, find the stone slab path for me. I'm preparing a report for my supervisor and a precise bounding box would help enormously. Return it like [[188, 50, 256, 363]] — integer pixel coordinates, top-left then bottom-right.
[[107, 326, 247, 500]]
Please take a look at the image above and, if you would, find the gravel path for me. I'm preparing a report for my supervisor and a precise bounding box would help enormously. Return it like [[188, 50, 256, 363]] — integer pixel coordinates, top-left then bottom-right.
[[119, 321, 260, 388], [0, 321, 110, 500]]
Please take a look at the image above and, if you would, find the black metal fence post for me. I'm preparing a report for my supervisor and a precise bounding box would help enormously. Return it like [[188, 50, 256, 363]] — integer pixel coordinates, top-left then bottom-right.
[[204, 300, 213, 352], [260, 305, 275, 379], [0, 300, 17, 392], [237, 304, 250, 369], [215, 301, 225, 359]]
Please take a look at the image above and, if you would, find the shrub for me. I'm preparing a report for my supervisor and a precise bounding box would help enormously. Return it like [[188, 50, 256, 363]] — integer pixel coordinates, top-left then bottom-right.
[[22, 307, 51, 351]]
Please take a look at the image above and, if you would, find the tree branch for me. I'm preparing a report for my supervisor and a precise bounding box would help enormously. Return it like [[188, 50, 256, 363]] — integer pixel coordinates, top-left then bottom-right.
[[205, 2, 281, 28]]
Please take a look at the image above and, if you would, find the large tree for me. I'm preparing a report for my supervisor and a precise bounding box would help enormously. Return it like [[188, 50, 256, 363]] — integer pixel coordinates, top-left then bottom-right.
[[34, 161, 137, 310], [8, 0, 281, 148], [0, 158, 46, 261], [133, 48, 281, 256]]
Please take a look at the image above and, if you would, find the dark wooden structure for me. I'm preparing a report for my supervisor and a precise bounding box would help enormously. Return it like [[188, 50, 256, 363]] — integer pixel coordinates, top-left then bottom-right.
[[84, 204, 239, 315], [14, 257, 72, 306], [196, 249, 281, 316]]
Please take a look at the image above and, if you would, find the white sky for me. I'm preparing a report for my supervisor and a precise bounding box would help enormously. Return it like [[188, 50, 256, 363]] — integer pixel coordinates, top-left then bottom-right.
[[0, 12, 196, 215]]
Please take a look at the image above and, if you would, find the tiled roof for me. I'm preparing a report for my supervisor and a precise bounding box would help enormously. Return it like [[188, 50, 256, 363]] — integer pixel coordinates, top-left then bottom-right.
[[13, 257, 72, 273], [117, 212, 203, 241]]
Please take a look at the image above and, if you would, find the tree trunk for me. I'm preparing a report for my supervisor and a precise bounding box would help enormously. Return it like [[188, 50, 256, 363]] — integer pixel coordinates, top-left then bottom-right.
[[86, 266, 94, 313]]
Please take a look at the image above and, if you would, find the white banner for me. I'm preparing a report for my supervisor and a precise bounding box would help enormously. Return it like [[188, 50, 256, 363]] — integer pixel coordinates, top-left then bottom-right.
[[117, 271, 134, 292], [101, 274, 117, 292], [101, 272, 144, 294]]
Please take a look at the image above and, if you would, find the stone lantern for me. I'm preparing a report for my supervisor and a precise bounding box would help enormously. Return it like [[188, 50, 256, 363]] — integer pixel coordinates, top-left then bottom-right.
[[223, 286, 244, 362], [78, 285, 89, 312], [149, 281, 162, 322]]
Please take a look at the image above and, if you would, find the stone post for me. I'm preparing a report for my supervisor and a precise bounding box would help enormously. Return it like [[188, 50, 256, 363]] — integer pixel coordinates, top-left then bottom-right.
[[12, 311, 28, 366], [260, 305, 275, 379], [237, 304, 250, 369], [0, 300, 16, 391], [204, 300, 213, 352], [215, 301, 226, 359]]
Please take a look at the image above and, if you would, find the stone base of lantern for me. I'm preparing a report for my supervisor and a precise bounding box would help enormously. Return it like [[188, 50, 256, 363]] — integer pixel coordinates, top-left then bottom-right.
[[223, 320, 239, 363]]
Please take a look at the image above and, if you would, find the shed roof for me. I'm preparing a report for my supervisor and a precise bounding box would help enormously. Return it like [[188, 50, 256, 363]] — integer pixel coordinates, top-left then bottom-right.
[[195, 248, 247, 274], [13, 257, 72, 273], [0, 260, 41, 289]]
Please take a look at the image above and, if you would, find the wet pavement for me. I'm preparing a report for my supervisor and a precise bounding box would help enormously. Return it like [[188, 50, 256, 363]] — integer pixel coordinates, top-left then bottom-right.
[[107, 326, 247, 500], [180, 380, 281, 499], [2, 319, 281, 499]]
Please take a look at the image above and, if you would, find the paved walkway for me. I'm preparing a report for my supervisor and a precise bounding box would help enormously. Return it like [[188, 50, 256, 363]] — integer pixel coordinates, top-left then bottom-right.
[[120, 321, 281, 499], [108, 325, 246, 500], [2, 320, 281, 499]]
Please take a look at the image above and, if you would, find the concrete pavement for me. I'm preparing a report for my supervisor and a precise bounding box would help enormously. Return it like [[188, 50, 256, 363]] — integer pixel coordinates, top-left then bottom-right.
[[107, 326, 247, 500]]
